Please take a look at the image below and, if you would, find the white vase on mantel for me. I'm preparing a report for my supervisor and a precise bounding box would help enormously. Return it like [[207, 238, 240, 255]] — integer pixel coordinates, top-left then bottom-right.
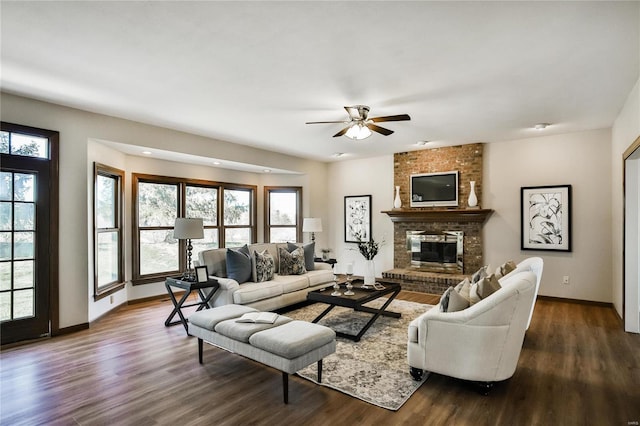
[[394, 186, 402, 209], [468, 181, 478, 208]]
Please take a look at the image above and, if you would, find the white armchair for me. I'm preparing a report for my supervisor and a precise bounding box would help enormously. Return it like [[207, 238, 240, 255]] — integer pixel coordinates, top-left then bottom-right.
[[407, 258, 543, 393]]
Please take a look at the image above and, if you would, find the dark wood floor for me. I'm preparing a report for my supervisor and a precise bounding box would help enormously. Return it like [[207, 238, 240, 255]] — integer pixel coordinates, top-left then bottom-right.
[[1, 291, 639, 425]]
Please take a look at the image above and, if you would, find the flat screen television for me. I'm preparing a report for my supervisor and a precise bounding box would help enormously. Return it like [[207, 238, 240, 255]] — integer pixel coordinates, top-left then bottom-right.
[[410, 171, 459, 207]]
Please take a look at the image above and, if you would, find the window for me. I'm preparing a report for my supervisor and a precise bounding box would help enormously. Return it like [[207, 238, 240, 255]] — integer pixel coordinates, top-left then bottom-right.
[[264, 187, 302, 243], [93, 163, 125, 299], [132, 174, 256, 285]]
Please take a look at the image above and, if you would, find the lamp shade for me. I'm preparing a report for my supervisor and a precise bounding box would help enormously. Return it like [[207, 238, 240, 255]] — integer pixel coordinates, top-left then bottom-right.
[[302, 217, 322, 233], [174, 218, 204, 239]]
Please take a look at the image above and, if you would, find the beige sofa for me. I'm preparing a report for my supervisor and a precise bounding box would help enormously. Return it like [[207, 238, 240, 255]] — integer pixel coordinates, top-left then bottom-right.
[[196, 243, 335, 312], [407, 257, 543, 392]]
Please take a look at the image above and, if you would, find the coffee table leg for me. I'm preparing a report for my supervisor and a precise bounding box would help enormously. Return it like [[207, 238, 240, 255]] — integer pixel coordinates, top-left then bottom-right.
[[311, 304, 336, 323], [353, 286, 402, 341]]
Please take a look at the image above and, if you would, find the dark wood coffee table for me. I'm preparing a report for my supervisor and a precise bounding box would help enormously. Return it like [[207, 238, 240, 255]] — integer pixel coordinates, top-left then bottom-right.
[[306, 279, 401, 342]]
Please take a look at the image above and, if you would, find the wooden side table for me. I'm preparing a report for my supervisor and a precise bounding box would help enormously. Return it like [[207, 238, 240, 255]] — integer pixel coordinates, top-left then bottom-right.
[[165, 277, 219, 335]]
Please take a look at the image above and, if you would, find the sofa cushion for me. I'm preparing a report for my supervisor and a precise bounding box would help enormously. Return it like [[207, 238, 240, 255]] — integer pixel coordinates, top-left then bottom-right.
[[273, 274, 309, 293], [249, 320, 336, 359], [475, 274, 502, 299], [198, 248, 227, 278], [226, 245, 252, 283], [254, 249, 275, 282], [287, 241, 315, 271], [278, 246, 307, 275], [306, 268, 335, 287], [233, 281, 283, 304]]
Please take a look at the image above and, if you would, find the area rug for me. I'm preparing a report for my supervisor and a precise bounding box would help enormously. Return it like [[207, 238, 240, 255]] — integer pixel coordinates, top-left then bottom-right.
[[285, 298, 433, 411]]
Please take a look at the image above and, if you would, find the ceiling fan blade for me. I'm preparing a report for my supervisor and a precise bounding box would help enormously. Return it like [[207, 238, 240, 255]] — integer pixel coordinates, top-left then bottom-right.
[[366, 123, 394, 136], [306, 120, 350, 124], [333, 127, 350, 137], [370, 114, 411, 123]]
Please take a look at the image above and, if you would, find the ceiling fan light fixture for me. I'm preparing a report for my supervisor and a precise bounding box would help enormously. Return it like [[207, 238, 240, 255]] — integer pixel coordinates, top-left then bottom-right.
[[345, 123, 372, 140]]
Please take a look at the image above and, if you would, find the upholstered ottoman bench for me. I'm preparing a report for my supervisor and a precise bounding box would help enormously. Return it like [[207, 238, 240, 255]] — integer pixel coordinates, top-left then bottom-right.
[[188, 304, 336, 404]]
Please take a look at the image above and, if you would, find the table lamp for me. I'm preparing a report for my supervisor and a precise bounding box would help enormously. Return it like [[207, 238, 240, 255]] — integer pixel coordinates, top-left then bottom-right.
[[174, 217, 204, 281]]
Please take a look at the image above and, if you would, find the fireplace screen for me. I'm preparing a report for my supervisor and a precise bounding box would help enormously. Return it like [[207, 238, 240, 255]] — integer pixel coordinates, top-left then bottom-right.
[[407, 231, 463, 273]]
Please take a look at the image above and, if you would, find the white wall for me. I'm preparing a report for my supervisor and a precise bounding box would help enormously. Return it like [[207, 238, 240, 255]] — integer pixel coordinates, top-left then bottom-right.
[[326, 155, 395, 277], [1, 92, 329, 328], [484, 129, 613, 302]]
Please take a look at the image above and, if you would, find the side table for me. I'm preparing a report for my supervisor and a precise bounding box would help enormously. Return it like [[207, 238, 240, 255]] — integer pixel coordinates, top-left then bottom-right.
[[165, 277, 219, 335], [314, 257, 337, 268]]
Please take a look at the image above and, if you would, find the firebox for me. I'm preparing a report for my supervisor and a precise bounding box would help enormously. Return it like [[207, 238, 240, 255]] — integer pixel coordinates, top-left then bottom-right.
[[406, 230, 463, 273]]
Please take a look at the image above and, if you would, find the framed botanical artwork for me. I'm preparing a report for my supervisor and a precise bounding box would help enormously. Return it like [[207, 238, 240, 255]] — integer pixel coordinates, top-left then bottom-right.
[[521, 185, 572, 252], [195, 265, 209, 283], [344, 195, 372, 243]]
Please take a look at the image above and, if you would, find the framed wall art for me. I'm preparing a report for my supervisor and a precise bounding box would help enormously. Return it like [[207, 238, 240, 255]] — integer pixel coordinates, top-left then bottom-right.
[[521, 185, 572, 252], [344, 195, 372, 243]]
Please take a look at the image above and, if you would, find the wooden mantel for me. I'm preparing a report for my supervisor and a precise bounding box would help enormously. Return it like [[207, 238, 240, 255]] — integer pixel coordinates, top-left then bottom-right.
[[382, 208, 493, 223]]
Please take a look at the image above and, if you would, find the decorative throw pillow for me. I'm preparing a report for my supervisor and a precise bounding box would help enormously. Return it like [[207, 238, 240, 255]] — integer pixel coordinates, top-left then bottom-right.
[[226, 245, 252, 284], [287, 241, 315, 271], [475, 274, 501, 300], [454, 277, 471, 301], [440, 286, 470, 313], [495, 260, 518, 279], [278, 247, 307, 275], [254, 249, 275, 282], [471, 265, 490, 284]]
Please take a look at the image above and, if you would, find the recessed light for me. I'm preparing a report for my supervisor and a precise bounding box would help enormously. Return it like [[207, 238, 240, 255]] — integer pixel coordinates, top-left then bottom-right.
[[141, 150, 152, 155], [533, 123, 550, 130], [212, 161, 221, 165], [416, 141, 429, 146], [332, 152, 344, 157], [263, 169, 271, 173]]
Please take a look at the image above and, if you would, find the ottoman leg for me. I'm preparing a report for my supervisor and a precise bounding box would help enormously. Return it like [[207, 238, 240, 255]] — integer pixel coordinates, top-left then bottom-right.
[[282, 372, 289, 404], [198, 338, 203, 364], [318, 359, 323, 383]]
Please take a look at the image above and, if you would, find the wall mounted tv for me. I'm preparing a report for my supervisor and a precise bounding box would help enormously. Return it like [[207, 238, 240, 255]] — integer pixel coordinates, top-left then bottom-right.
[[410, 171, 459, 207]]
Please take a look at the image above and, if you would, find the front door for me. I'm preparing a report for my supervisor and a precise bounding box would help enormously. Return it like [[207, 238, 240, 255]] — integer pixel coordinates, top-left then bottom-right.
[[1, 123, 58, 345]]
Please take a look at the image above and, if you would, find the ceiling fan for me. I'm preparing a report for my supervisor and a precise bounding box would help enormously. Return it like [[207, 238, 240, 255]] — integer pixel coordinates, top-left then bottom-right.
[[306, 105, 411, 140]]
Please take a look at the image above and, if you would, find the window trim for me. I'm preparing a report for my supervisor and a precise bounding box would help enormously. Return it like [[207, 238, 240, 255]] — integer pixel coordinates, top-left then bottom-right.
[[264, 186, 302, 243], [93, 163, 125, 300], [132, 174, 257, 285]]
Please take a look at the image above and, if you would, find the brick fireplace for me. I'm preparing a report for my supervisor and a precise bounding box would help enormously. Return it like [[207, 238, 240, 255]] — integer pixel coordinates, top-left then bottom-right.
[[381, 143, 493, 294]]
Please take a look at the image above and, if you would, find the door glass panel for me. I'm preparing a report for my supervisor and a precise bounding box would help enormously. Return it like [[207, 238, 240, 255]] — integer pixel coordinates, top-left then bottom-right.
[[14, 260, 34, 289], [0, 292, 10, 321], [14, 232, 34, 259], [13, 289, 34, 319], [0, 132, 8, 154], [10, 134, 48, 158], [139, 229, 179, 275], [14, 173, 34, 202], [0, 262, 10, 290], [97, 232, 119, 286], [0, 232, 10, 260], [14, 203, 35, 230], [0, 172, 11, 200], [0, 202, 11, 230]]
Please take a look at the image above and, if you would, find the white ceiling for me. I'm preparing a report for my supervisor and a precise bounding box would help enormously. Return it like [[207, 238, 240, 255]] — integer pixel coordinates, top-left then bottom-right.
[[2, 1, 639, 167]]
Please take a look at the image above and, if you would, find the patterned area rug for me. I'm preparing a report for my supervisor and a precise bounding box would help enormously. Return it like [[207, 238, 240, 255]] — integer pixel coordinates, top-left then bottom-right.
[[285, 298, 433, 411]]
